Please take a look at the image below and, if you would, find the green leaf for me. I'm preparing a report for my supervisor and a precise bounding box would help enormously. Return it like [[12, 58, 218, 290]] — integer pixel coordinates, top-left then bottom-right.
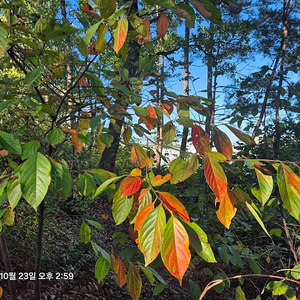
[[80, 221, 91, 244], [7, 172, 22, 210], [169, 154, 199, 184], [76, 173, 96, 196], [112, 190, 133, 225], [235, 286, 246, 300], [245, 202, 270, 237], [139, 265, 155, 284], [75, 36, 88, 57], [128, 15, 147, 36], [46, 128, 64, 146], [20, 153, 51, 210], [21, 141, 40, 160], [140, 204, 166, 265], [86, 219, 103, 230], [34, 16, 48, 34], [213, 274, 225, 293], [96, 0, 116, 18], [0, 133, 22, 154], [266, 281, 289, 295], [218, 245, 229, 265], [251, 169, 273, 206], [144, 266, 167, 285], [127, 262, 142, 300], [95, 256, 111, 282], [25, 67, 43, 85], [0, 26, 8, 58], [142, 0, 175, 9], [83, 22, 101, 45], [3, 208, 15, 226], [94, 175, 124, 198], [96, 25, 107, 52], [153, 283, 166, 296], [181, 220, 216, 263], [50, 161, 72, 199], [162, 121, 175, 144], [248, 260, 261, 274], [291, 262, 300, 280], [225, 125, 255, 146], [0, 99, 17, 112], [85, 73, 104, 96], [172, 4, 195, 28], [189, 280, 201, 300]]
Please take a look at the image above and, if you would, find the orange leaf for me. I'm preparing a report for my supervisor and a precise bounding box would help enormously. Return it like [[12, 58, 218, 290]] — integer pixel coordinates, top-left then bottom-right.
[[81, 3, 100, 18], [226, 124, 256, 146], [213, 126, 233, 160], [113, 17, 128, 54], [130, 143, 153, 168], [78, 78, 89, 87], [145, 104, 156, 130], [119, 176, 142, 196], [159, 192, 190, 222], [215, 189, 237, 229], [151, 174, 171, 187], [204, 153, 227, 199], [191, 124, 210, 154], [157, 13, 169, 38], [0, 150, 9, 157], [162, 100, 174, 115], [63, 127, 83, 152], [161, 215, 191, 285], [134, 203, 155, 232], [101, 214, 109, 220], [137, 19, 150, 45], [110, 253, 127, 287]]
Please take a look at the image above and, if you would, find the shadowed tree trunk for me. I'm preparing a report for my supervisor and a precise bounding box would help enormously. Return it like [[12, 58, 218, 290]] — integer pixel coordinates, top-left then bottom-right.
[[99, 0, 139, 172]]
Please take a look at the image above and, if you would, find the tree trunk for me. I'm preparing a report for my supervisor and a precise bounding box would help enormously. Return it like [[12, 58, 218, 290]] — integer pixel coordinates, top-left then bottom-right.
[[180, 25, 190, 152], [99, 0, 139, 172]]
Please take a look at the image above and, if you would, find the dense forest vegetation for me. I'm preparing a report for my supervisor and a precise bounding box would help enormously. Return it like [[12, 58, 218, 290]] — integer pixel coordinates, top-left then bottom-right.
[[0, 0, 300, 299]]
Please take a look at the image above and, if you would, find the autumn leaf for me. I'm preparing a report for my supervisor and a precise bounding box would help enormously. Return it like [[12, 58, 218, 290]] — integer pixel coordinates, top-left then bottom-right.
[[213, 126, 233, 160], [137, 19, 150, 45], [151, 174, 171, 187], [134, 203, 155, 232], [144, 104, 156, 130], [157, 13, 169, 38], [119, 176, 142, 196], [113, 17, 128, 54], [277, 163, 300, 220], [215, 189, 237, 229], [204, 153, 227, 199], [131, 143, 153, 168], [81, 3, 100, 18], [159, 192, 190, 222], [161, 215, 191, 285], [191, 124, 210, 155], [139, 204, 166, 265], [111, 253, 127, 287], [63, 127, 83, 152], [127, 262, 142, 300], [0, 150, 8, 157]]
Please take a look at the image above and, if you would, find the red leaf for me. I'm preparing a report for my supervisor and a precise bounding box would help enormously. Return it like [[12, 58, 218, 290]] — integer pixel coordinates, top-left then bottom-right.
[[161, 215, 191, 285], [78, 78, 89, 87], [145, 104, 156, 130], [159, 192, 190, 222], [191, 124, 210, 154], [81, 3, 100, 18], [151, 174, 172, 187], [111, 253, 127, 287], [130, 143, 153, 168], [137, 19, 150, 45], [113, 17, 128, 54], [157, 13, 168, 38], [119, 176, 142, 196], [213, 126, 233, 160]]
